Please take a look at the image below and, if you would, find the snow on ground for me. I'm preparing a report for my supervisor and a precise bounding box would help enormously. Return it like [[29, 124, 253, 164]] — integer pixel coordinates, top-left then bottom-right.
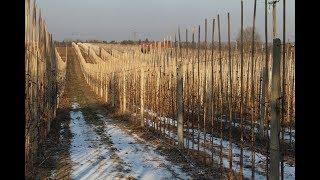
[[144, 108, 295, 143], [97, 114, 191, 180], [67, 102, 123, 179], [61, 101, 190, 180], [138, 112, 295, 180]]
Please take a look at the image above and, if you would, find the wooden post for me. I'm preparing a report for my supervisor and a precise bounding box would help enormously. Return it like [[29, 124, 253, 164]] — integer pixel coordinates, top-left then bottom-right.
[[281, 1, 286, 179], [123, 70, 126, 112], [105, 74, 108, 102], [210, 18, 216, 164], [100, 65, 103, 98], [217, 14, 224, 176], [111, 72, 115, 107], [272, 3, 277, 39], [191, 26, 196, 150], [185, 29, 190, 151], [140, 66, 145, 127], [250, 1, 257, 178], [259, 67, 267, 136], [156, 66, 160, 130], [227, 12, 233, 177], [203, 18, 208, 164], [263, 0, 270, 142], [270, 38, 281, 180], [197, 25, 201, 155], [177, 27, 184, 147], [239, 1, 244, 177]]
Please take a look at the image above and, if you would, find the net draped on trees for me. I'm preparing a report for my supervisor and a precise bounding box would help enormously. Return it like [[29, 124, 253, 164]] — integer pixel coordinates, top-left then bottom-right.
[[25, 0, 66, 176]]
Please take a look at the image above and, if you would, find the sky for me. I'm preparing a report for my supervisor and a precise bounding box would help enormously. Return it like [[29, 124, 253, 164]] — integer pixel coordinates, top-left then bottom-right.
[[36, 0, 295, 42]]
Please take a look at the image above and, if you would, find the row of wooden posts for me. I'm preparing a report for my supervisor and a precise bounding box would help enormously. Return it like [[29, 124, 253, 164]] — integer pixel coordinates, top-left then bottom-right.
[[25, 0, 67, 176], [72, 0, 294, 179], [72, 36, 293, 179]]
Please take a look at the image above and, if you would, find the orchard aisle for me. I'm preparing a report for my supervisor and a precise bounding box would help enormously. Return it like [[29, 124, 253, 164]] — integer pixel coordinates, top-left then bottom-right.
[[35, 46, 190, 179], [68, 100, 190, 179]]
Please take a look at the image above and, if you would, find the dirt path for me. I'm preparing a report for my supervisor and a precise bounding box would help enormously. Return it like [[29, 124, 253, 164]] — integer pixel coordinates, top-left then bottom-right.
[[34, 46, 191, 179]]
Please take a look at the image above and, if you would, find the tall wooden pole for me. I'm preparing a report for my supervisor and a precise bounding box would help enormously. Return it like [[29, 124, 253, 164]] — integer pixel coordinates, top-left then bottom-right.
[[111, 72, 115, 107], [227, 12, 234, 178], [140, 67, 145, 127], [281, 0, 286, 179], [264, 0, 270, 178], [217, 14, 224, 176], [239, 1, 244, 178], [203, 18, 208, 164], [191, 26, 196, 150], [210, 18, 215, 163], [197, 25, 201, 155], [269, 0, 280, 39], [250, 0, 257, 178], [270, 38, 281, 180], [177, 27, 184, 147]]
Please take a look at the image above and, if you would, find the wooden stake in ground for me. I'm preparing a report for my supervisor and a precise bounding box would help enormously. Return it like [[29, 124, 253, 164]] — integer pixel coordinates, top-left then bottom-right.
[[259, 0, 270, 135], [177, 27, 184, 148], [281, 1, 286, 179], [123, 70, 126, 113], [111, 72, 115, 107], [217, 14, 224, 176], [203, 18, 208, 164], [185, 28, 190, 152], [264, 1, 270, 179], [191, 27, 196, 150], [259, 66, 267, 136], [197, 25, 201, 156], [210, 18, 216, 164], [239, 1, 244, 178], [270, 38, 281, 180], [140, 66, 145, 127], [250, 1, 257, 178], [227, 12, 234, 178]]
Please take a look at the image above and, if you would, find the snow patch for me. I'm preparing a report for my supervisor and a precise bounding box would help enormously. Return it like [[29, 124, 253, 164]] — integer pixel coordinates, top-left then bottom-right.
[[99, 115, 191, 179]]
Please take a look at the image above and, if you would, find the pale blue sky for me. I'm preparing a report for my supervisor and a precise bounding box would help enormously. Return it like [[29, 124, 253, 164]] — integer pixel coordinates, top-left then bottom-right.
[[37, 0, 295, 42]]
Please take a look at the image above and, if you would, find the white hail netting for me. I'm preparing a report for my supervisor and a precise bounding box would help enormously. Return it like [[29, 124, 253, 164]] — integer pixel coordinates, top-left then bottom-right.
[[84, 43, 120, 62], [55, 48, 66, 80], [84, 43, 110, 61], [72, 42, 103, 77], [77, 42, 104, 64]]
